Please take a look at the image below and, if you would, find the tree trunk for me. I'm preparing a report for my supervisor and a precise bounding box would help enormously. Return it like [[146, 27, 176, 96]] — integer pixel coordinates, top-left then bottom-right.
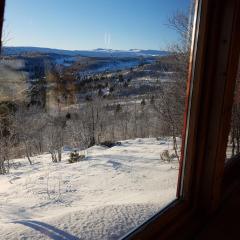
[[57, 148, 62, 162], [173, 135, 180, 162], [24, 141, 32, 165]]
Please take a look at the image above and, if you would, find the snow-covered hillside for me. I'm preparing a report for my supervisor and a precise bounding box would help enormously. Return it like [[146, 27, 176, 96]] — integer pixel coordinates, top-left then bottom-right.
[[3, 46, 169, 58], [0, 138, 179, 240]]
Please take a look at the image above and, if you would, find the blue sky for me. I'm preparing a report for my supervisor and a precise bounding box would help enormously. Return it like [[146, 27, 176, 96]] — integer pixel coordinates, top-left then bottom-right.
[[4, 0, 191, 50]]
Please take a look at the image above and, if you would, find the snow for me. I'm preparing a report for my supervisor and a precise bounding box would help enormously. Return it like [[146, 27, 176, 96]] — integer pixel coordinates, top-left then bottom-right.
[[0, 138, 179, 240]]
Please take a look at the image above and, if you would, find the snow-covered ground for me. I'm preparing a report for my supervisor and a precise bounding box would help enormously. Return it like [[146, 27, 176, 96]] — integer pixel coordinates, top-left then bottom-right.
[[0, 138, 179, 240]]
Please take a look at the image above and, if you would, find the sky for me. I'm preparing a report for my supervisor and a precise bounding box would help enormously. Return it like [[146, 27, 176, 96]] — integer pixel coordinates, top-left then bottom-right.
[[3, 0, 191, 51]]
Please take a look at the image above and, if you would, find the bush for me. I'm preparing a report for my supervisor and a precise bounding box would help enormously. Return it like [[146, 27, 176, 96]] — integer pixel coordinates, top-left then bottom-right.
[[170, 153, 177, 159], [68, 151, 85, 163], [160, 150, 171, 162], [100, 141, 121, 148], [115, 104, 122, 113], [150, 96, 155, 104], [141, 99, 146, 106]]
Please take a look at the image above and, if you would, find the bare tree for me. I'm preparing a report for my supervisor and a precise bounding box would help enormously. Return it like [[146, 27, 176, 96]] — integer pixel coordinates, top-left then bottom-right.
[[150, 6, 194, 160], [45, 112, 67, 162], [65, 107, 92, 151], [11, 105, 47, 164], [0, 123, 14, 174], [0, 103, 16, 174]]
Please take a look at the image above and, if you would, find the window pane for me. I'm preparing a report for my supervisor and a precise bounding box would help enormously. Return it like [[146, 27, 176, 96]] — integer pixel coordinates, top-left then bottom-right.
[[226, 59, 240, 161], [0, 0, 195, 239]]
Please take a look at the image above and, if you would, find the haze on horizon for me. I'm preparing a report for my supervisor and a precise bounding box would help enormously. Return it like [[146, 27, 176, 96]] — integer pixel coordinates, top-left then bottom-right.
[[3, 0, 191, 51]]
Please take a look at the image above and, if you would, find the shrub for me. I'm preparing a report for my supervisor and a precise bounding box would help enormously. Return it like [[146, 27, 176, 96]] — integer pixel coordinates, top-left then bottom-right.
[[170, 153, 177, 160], [100, 141, 121, 148], [160, 150, 171, 162], [68, 151, 85, 163], [141, 99, 146, 106], [150, 95, 155, 104], [115, 104, 122, 113]]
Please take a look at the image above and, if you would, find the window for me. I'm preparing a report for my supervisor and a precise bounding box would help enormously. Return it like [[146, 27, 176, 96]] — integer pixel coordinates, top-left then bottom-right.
[[0, 0, 197, 239], [226, 59, 240, 160], [1, 0, 240, 239]]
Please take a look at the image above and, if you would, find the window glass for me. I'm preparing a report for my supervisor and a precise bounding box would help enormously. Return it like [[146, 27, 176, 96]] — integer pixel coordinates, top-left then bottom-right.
[[0, 0, 195, 239], [226, 60, 240, 161]]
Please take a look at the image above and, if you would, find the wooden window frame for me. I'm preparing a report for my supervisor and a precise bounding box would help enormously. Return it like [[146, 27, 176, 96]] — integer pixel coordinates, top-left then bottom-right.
[[0, 0, 5, 53], [1, 0, 240, 239]]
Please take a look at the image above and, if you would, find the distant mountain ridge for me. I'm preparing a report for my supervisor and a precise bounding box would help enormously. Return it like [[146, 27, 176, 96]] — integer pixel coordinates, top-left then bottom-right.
[[2, 46, 169, 58]]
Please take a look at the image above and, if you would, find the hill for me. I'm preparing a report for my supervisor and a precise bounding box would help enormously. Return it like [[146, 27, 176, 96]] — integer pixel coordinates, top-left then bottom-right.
[[2, 46, 169, 58]]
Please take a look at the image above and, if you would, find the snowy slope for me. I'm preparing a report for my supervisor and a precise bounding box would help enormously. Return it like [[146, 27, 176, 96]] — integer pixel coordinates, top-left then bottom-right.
[[0, 138, 179, 240]]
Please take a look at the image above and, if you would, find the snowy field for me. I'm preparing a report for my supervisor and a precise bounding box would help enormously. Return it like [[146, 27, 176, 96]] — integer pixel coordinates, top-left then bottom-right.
[[0, 138, 179, 240]]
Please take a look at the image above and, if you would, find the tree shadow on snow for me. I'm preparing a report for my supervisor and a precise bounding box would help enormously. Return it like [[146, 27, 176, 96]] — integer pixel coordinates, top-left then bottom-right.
[[14, 220, 80, 240]]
